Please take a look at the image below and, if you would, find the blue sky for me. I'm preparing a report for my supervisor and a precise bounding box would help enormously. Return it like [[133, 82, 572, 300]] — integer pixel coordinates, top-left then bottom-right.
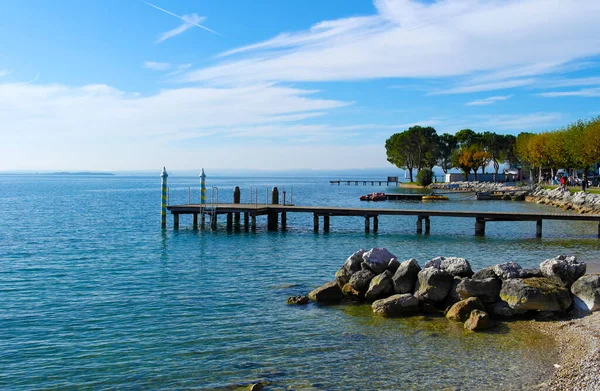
[[1, 0, 600, 171]]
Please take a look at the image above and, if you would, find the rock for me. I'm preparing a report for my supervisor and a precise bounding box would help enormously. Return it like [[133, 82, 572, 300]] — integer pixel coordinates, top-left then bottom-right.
[[365, 270, 394, 301], [493, 262, 523, 279], [249, 383, 264, 391], [335, 267, 351, 289], [424, 256, 473, 277], [372, 294, 419, 317], [287, 295, 309, 305], [446, 297, 485, 322], [472, 266, 497, 280], [499, 277, 572, 311], [520, 268, 543, 278], [540, 255, 587, 287], [346, 269, 375, 295], [487, 300, 527, 318], [343, 249, 366, 274], [446, 276, 464, 305], [308, 281, 344, 304], [570, 274, 600, 312], [362, 248, 396, 274], [464, 309, 493, 331], [392, 258, 421, 294], [456, 278, 501, 303], [414, 267, 453, 303], [388, 258, 400, 273]]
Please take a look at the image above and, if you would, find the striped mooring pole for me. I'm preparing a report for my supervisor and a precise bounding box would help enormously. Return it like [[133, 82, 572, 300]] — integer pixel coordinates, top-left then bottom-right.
[[200, 168, 207, 223], [160, 167, 168, 229]]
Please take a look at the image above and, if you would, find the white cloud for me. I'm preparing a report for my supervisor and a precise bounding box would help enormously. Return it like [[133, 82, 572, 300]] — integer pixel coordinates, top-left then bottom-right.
[[546, 77, 600, 88], [466, 95, 512, 106], [476, 113, 563, 130], [156, 13, 206, 43], [434, 79, 535, 95], [179, 0, 600, 85], [537, 88, 600, 98], [167, 63, 192, 76], [144, 61, 171, 71], [0, 69, 10, 78]]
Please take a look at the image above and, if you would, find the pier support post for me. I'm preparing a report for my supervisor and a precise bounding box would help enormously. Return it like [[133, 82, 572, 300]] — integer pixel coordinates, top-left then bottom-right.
[[425, 217, 430, 234], [267, 212, 278, 231], [536, 220, 542, 238], [365, 216, 370, 233], [475, 218, 486, 236], [211, 214, 217, 230], [173, 213, 180, 230], [373, 216, 379, 233], [233, 187, 241, 223], [244, 212, 249, 230], [227, 213, 233, 230], [251, 215, 256, 231], [416, 217, 423, 234], [193, 213, 198, 229], [281, 212, 287, 230], [324, 215, 330, 232], [314, 214, 319, 232]]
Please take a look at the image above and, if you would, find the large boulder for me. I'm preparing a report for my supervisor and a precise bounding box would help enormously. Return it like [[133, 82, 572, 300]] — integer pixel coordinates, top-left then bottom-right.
[[365, 270, 394, 301], [388, 258, 400, 274], [372, 294, 419, 317], [540, 255, 586, 287], [308, 281, 344, 304], [464, 309, 493, 331], [446, 276, 465, 305], [414, 267, 453, 303], [346, 269, 375, 295], [335, 267, 351, 289], [570, 274, 600, 312], [392, 258, 421, 294], [493, 262, 523, 280], [472, 266, 497, 280], [499, 277, 572, 311], [456, 278, 501, 303], [446, 297, 486, 322], [424, 256, 473, 278], [521, 268, 543, 278], [362, 248, 397, 274], [487, 300, 527, 318], [343, 249, 366, 274]]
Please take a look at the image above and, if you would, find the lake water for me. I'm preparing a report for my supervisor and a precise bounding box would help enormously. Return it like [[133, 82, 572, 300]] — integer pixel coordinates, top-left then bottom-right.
[[2, 174, 599, 390]]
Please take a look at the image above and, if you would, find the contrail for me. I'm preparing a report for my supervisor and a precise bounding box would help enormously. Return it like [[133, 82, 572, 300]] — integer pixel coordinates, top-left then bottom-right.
[[141, 0, 222, 37]]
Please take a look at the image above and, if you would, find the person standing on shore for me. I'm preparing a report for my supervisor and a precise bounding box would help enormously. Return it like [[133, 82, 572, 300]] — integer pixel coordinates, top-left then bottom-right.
[[560, 175, 567, 191], [582, 175, 588, 192]]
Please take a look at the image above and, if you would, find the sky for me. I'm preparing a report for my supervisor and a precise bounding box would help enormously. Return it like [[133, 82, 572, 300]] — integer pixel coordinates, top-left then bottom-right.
[[1, 0, 600, 172]]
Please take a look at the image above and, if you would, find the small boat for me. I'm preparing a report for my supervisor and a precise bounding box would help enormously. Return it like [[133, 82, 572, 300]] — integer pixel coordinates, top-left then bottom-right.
[[422, 194, 449, 201], [360, 192, 387, 201]]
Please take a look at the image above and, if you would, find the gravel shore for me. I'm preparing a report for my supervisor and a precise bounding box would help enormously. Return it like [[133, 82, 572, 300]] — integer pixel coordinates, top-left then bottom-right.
[[533, 312, 600, 391]]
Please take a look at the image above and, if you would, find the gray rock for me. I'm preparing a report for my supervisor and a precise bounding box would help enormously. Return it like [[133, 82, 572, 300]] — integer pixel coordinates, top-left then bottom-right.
[[365, 270, 394, 301], [493, 262, 523, 280], [520, 268, 543, 278], [362, 248, 397, 275], [424, 256, 473, 277], [287, 295, 309, 305], [414, 267, 453, 303], [472, 266, 497, 280], [372, 294, 419, 317], [387, 258, 400, 274], [308, 281, 344, 304], [249, 383, 264, 391], [540, 255, 586, 287], [456, 278, 501, 303], [446, 297, 485, 322], [392, 258, 421, 294], [343, 249, 366, 274], [464, 309, 493, 331], [446, 276, 465, 305], [570, 274, 600, 312], [499, 277, 572, 311], [335, 267, 351, 289], [487, 300, 527, 318], [347, 269, 375, 294]]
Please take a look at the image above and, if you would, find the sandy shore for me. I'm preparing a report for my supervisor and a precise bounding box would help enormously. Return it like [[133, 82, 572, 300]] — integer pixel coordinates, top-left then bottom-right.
[[532, 312, 600, 391]]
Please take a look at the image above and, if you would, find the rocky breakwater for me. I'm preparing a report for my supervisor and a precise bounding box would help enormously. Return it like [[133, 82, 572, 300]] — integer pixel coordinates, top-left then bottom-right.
[[526, 186, 600, 214], [299, 249, 600, 332]]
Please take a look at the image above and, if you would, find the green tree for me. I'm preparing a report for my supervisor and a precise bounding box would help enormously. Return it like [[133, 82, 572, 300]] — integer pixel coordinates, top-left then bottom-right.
[[385, 126, 439, 182], [437, 133, 458, 174]]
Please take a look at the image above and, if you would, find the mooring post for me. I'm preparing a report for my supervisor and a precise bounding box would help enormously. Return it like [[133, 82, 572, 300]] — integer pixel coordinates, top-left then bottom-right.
[[425, 216, 430, 234], [233, 186, 241, 223], [160, 167, 168, 229], [193, 213, 198, 229], [267, 212, 278, 231], [227, 213, 233, 230], [251, 215, 256, 231], [272, 187, 279, 205], [281, 212, 287, 230], [324, 215, 330, 232], [211, 213, 217, 230], [536, 220, 542, 238], [373, 215, 379, 233], [173, 213, 180, 230], [475, 218, 486, 236], [314, 214, 319, 232], [365, 216, 370, 233], [244, 212, 249, 230], [416, 217, 423, 234]]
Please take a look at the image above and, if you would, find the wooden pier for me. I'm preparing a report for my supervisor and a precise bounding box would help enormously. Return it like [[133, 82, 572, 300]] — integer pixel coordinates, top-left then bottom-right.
[[330, 176, 400, 186], [166, 203, 600, 238]]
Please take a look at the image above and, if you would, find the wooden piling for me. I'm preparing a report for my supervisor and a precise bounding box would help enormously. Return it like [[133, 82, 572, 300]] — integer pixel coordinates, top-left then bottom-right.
[[425, 216, 430, 233], [227, 213, 233, 230], [324, 215, 330, 232], [373, 215, 379, 233], [281, 212, 287, 230], [475, 218, 485, 236], [251, 215, 256, 231], [313, 214, 319, 232], [244, 212, 249, 229], [211, 214, 217, 230], [173, 213, 179, 229], [193, 213, 198, 229], [536, 220, 542, 238], [365, 216, 370, 233], [416, 217, 423, 234], [267, 212, 278, 231]]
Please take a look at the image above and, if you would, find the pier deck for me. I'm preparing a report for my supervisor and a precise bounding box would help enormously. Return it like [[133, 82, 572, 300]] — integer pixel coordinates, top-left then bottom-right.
[[167, 203, 600, 237]]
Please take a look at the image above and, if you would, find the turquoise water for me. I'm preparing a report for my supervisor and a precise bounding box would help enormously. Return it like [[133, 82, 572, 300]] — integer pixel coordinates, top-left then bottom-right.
[[2, 175, 599, 390]]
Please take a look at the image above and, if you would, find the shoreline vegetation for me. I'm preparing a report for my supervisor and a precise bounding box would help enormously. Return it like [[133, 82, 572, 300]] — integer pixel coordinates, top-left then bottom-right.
[[292, 249, 600, 391]]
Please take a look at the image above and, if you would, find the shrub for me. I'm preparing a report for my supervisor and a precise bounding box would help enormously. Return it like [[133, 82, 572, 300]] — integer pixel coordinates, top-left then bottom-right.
[[417, 169, 433, 186]]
